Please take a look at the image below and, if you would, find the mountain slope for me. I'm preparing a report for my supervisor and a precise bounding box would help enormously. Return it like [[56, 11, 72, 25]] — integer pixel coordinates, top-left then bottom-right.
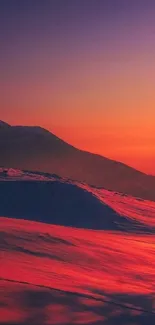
[[0, 168, 155, 233], [1, 217, 155, 325], [0, 168, 155, 323], [1, 216, 155, 325], [0, 121, 155, 200]]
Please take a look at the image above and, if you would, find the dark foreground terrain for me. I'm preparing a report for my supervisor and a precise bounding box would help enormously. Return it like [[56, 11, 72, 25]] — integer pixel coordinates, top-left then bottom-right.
[[0, 169, 155, 324]]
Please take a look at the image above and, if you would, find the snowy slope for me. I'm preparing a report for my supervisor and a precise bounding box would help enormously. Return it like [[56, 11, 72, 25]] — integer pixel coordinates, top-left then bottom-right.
[[0, 218, 155, 324], [0, 168, 155, 232], [0, 168, 155, 324]]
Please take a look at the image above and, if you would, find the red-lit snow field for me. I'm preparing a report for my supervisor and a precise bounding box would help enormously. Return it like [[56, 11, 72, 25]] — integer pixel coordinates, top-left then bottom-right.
[[0, 169, 155, 324]]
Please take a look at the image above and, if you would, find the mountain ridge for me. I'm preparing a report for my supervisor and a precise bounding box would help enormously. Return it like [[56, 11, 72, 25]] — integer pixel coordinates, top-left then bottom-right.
[[0, 120, 150, 174], [0, 120, 155, 201]]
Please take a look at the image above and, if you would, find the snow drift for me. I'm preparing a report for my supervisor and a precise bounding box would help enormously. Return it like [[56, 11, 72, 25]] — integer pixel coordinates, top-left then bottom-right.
[[0, 168, 155, 232], [0, 168, 155, 324]]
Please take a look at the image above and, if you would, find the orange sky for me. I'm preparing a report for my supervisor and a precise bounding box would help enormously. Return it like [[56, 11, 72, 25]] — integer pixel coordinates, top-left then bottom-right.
[[2, 55, 155, 174], [1, 1, 155, 175]]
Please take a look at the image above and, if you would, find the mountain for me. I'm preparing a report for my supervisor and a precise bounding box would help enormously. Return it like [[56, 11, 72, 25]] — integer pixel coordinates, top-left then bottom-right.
[[0, 121, 155, 201]]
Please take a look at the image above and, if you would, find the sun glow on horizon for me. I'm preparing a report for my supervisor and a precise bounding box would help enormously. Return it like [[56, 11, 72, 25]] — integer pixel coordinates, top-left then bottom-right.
[[1, 0, 155, 174]]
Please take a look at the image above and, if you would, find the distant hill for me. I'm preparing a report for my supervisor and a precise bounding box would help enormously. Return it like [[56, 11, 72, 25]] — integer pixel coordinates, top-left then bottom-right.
[[0, 121, 155, 200]]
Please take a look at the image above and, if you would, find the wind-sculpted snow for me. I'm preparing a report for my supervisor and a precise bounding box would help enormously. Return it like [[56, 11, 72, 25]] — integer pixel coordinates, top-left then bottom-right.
[[0, 218, 155, 324], [0, 168, 155, 233], [0, 168, 155, 324]]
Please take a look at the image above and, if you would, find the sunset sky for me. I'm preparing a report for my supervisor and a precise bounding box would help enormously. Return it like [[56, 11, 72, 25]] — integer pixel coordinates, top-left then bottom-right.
[[1, 0, 155, 174]]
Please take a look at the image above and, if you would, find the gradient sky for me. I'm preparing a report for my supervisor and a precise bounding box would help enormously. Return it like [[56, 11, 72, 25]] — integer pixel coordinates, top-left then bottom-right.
[[1, 0, 155, 174]]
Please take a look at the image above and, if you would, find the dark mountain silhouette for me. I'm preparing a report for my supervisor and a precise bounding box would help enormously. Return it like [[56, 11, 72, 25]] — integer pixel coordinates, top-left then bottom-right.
[[0, 120, 155, 200]]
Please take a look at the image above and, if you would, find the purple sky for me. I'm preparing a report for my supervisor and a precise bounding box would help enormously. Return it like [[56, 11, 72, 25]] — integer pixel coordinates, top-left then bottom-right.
[[1, 0, 155, 173]]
